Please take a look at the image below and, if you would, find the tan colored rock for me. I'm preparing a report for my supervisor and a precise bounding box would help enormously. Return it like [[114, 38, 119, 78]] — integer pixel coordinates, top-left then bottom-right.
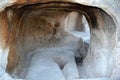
[[0, 0, 119, 80]]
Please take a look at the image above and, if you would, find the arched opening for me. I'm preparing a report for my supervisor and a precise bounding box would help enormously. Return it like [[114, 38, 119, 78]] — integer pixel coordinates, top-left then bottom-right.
[[64, 12, 90, 64], [0, 1, 116, 80]]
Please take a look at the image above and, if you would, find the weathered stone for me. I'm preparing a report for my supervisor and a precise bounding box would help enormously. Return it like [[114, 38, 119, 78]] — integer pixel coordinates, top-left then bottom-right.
[[63, 60, 79, 80], [0, 0, 119, 80], [25, 58, 65, 80]]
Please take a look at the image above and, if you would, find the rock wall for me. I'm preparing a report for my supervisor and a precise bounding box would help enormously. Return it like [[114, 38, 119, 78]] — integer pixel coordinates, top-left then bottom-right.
[[0, 0, 119, 80], [5, 9, 84, 78]]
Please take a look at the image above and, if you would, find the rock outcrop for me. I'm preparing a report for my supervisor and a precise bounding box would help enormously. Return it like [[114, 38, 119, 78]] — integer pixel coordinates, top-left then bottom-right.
[[0, 0, 120, 80]]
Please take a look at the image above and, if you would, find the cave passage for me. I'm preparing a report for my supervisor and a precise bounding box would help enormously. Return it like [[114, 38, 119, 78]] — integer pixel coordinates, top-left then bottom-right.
[[0, 1, 116, 80]]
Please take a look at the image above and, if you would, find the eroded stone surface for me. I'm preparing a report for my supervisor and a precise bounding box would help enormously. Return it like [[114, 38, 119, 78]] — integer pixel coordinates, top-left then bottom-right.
[[25, 58, 65, 80], [63, 60, 79, 80], [0, 0, 119, 80]]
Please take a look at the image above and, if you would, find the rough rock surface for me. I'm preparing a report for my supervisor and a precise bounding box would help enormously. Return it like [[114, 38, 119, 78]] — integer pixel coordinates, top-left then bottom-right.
[[26, 58, 65, 80], [0, 0, 120, 80]]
